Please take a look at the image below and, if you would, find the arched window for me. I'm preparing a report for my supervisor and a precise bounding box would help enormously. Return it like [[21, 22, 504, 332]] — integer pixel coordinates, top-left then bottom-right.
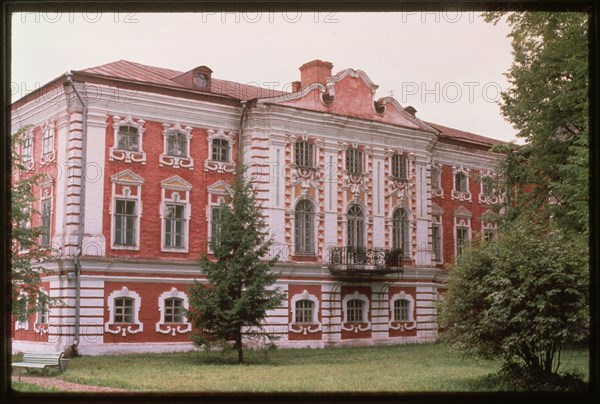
[[163, 297, 184, 323], [393, 299, 410, 322], [295, 200, 315, 255], [347, 205, 364, 248], [392, 208, 410, 258], [114, 297, 134, 323], [346, 299, 364, 322], [294, 299, 314, 323]]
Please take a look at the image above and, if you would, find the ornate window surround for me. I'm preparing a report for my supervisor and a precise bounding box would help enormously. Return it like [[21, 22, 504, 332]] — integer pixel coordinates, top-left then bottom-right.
[[478, 171, 500, 204], [454, 206, 472, 256], [391, 205, 412, 259], [39, 177, 53, 248], [160, 122, 194, 169], [431, 203, 444, 264], [341, 291, 371, 333], [156, 287, 192, 336], [40, 120, 56, 165], [288, 290, 321, 335], [22, 129, 34, 171], [451, 165, 471, 201], [206, 181, 230, 252], [15, 292, 29, 331], [34, 288, 50, 334], [431, 162, 443, 197], [293, 197, 318, 256], [389, 291, 417, 331], [105, 286, 143, 336], [205, 129, 235, 173], [160, 176, 192, 253], [110, 115, 147, 164], [109, 170, 144, 251]]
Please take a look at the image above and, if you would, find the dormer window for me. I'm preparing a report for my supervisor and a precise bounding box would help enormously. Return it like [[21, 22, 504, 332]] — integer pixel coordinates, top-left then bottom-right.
[[192, 66, 213, 90], [194, 73, 209, 89]]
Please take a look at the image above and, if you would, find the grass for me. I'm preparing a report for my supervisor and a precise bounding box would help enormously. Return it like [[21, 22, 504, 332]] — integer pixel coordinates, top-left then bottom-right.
[[11, 382, 61, 393], [10, 343, 589, 393]]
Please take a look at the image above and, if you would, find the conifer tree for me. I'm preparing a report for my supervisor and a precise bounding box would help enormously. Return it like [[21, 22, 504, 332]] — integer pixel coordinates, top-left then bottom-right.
[[187, 166, 285, 364]]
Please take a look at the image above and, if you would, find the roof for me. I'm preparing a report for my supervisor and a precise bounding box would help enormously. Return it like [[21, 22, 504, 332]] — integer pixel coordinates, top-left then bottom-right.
[[76, 60, 288, 101], [426, 122, 505, 147]]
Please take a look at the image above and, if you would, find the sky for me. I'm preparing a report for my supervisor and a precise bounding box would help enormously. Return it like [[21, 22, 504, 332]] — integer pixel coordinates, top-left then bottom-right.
[[11, 10, 519, 142]]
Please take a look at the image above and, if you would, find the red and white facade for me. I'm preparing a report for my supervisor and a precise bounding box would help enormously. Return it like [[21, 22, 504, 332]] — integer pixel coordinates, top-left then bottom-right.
[[11, 59, 502, 354]]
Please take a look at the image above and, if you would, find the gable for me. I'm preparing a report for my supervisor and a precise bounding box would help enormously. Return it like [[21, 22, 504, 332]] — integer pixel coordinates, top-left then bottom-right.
[[160, 175, 192, 191], [110, 169, 144, 185]]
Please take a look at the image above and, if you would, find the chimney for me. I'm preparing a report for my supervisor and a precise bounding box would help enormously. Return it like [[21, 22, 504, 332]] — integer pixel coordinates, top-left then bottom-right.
[[299, 59, 333, 88], [405, 106, 417, 117], [291, 81, 302, 92]]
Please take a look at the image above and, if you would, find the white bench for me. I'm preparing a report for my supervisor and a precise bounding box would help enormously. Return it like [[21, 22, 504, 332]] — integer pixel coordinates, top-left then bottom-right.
[[12, 352, 66, 380]]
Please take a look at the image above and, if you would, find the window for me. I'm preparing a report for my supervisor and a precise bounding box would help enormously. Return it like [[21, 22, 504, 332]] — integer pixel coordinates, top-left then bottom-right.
[[294, 300, 314, 323], [164, 204, 185, 248], [432, 166, 441, 190], [483, 229, 496, 241], [36, 295, 49, 325], [194, 73, 209, 89], [163, 297, 184, 323], [393, 299, 410, 322], [22, 135, 33, 163], [455, 172, 468, 193], [391, 154, 408, 180], [346, 148, 362, 175], [392, 208, 410, 258], [295, 141, 313, 168], [211, 138, 230, 162], [40, 198, 51, 247], [166, 131, 188, 157], [346, 299, 364, 322], [347, 205, 364, 248], [295, 200, 315, 255], [114, 297, 134, 323], [114, 199, 137, 246], [456, 226, 469, 255], [432, 223, 442, 262], [117, 125, 140, 152], [42, 128, 53, 156], [211, 206, 222, 245], [482, 177, 494, 197]]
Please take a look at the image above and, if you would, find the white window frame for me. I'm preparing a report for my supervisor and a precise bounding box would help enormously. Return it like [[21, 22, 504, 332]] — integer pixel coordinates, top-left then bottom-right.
[[431, 162, 444, 197], [479, 171, 500, 204], [110, 170, 144, 251], [431, 203, 444, 264], [156, 288, 192, 336], [391, 206, 411, 259], [160, 122, 194, 169], [34, 289, 50, 334], [288, 290, 322, 335], [341, 291, 371, 332], [105, 286, 143, 336], [345, 147, 363, 176], [15, 292, 29, 331], [481, 210, 498, 241], [451, 166, 471, 201], [21, 130, 34, 171], [109, 115, 147, 164], [391, 153, 408, 180], [160, 175, 192, 253], [389, 291, 417, 331], [207, 181, 230, 252], [205, 129, 235, 173], [294, 140, 314, 169], [294, 198, 317, 256], [40, 121, 56, 165], [454, 207, 472, 257]]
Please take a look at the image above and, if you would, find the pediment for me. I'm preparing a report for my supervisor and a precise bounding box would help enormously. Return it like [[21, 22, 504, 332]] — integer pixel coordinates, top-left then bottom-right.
[[453, 206, 472, 218], [110, 169, 144, 185], [207, 180, 230, 195], [431, 203, 445, 215], [160, 175, 192, 191]]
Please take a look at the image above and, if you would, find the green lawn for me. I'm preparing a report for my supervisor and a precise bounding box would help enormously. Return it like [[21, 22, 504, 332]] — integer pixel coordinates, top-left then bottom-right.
[[11, 343, 589, 393]]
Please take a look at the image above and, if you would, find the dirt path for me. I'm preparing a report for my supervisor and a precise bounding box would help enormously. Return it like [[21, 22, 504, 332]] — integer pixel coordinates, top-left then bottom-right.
[[11, 375, 130, 393]]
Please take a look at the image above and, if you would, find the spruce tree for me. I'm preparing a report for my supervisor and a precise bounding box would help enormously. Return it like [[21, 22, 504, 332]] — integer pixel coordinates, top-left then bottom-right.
[[187, 166, 285, 364]]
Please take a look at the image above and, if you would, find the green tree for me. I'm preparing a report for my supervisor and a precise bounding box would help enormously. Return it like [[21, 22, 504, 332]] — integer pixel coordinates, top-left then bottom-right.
[[11, 126, 56, 322], [484, 11, 589, 235], [187, 167, 285, 364], [440, 218, 588, 386]]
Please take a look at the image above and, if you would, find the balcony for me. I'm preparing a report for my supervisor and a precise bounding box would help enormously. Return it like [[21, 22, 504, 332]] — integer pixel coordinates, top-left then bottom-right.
[[327, 246, 403, 276]]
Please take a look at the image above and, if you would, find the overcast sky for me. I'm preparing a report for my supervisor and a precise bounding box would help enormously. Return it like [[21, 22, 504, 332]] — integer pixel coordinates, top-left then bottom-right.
[[11, 10, 519, 142]]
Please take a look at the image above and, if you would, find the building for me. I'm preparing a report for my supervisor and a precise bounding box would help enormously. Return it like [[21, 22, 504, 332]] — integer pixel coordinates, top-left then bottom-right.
[[11, 59, 503, 354]]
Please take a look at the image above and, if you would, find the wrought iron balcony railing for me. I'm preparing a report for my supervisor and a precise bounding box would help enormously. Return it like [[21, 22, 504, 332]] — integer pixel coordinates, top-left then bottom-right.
[[327, 246, 403, 275]]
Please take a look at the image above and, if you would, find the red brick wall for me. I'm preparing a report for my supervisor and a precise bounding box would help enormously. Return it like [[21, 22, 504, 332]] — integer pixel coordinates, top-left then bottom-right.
[[102, 116, 235, 261]]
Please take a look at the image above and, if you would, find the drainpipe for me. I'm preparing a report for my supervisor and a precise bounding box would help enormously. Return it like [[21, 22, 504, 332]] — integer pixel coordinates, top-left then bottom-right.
[[65, 71, 87, 351], [238, 101, 248, 171]]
